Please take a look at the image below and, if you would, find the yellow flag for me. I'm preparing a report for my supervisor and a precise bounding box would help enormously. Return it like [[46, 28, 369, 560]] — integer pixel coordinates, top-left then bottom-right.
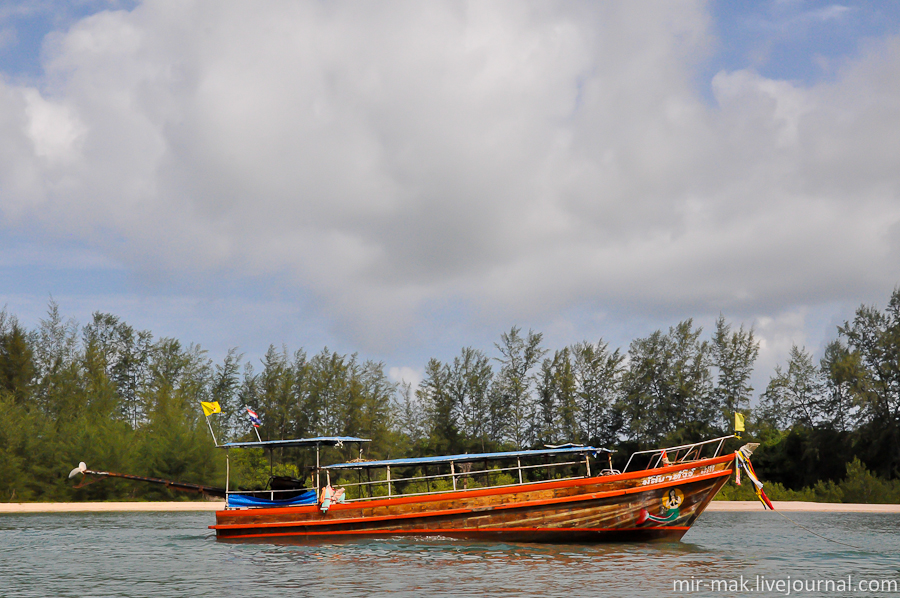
[[201, 401, 221, 417], [735, 411, 745, 432]]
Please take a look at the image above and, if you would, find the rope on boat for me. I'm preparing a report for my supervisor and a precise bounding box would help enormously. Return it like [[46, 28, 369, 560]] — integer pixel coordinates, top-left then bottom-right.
[[771, 509, 867, 551], [733, 447, 867, 551]]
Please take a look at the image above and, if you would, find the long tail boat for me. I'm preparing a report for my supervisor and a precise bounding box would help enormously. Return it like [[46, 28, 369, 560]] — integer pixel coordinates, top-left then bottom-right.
[[210, 435, 743, 542]]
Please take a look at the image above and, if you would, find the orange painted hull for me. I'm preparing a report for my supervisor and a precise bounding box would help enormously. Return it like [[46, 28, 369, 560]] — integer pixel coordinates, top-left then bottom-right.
[[211, 454, 733, 543]]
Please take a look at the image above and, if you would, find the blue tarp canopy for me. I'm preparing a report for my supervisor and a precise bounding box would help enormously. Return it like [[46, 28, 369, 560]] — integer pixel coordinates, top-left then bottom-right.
[[218, 436, 371, 450], [324, 446, 610, 470], [226, 490, 317, 508]]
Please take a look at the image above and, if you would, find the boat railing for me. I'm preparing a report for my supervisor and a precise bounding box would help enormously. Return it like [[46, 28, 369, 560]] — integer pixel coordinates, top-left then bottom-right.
[[621, 435, 733, 473], [324, 456, 594, 502]]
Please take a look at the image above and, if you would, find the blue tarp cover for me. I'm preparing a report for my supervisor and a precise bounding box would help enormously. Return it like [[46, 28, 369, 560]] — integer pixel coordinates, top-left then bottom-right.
[[226, 490, 317, 508], [324, 446, 610, 470]]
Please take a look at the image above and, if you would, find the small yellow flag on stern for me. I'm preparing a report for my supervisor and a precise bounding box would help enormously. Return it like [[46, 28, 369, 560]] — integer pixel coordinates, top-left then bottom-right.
[[735, 411, 745, 438], [201, 401, 221, 417]]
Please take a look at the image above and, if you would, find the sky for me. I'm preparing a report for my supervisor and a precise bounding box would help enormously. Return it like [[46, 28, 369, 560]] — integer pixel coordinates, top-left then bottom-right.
[[1, 0, 900, 395]]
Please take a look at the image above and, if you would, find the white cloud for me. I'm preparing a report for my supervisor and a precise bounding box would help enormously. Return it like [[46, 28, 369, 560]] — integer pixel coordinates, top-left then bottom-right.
[[23, 88, 86, 161], [388, 366, 422, 391], [0, 0, 899, 370]]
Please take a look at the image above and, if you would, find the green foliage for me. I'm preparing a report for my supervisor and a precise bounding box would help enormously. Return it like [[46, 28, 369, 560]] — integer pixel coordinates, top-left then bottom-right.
[[229, 448, 303, 491], [451, 347, 493, 451], [392, 471, 455, 497], [839, 458, 900, 503], [573, 340, 624, 447], [0, 305, 225, 502], [750, 426, 852, 489], [758, 346, 825, 429], [535, 348, 575, 446], [416, 358, 460, 455], [834, 289, 900, 479], [621, 320, 717, 444], [533, 341, 625, 448], [492, 327, 547, 448], [716, 458, 900, 503], [712, 317, 758, 429], [0, 316, 35, 405], [5, 289, 900, 504]]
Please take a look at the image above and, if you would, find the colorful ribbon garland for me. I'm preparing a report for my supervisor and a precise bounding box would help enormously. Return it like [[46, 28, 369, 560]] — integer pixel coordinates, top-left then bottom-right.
[[734, 450, 774, 510]]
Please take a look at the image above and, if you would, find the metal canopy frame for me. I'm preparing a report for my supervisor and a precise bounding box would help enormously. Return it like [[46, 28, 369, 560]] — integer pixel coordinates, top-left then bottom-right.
[[220, 436, 371, 501], [219, 436, 371, 450], [324, 446, 610, 470]]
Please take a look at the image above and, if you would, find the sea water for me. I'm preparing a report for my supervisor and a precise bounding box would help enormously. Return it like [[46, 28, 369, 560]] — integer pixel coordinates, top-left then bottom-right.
[[0, 511, 897, 597]]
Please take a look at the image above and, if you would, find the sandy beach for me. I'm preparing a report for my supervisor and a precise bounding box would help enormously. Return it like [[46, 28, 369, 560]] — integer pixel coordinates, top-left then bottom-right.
[[706, 500, 900, 513], [0, 500, 897, 513]]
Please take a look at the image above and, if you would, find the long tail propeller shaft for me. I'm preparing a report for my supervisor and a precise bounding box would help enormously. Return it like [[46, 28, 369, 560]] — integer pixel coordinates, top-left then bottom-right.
[[69, 462, 226, 498]]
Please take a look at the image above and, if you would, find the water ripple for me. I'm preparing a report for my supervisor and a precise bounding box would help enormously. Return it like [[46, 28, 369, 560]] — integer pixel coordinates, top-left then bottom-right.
[[0, 511, 897, 597]]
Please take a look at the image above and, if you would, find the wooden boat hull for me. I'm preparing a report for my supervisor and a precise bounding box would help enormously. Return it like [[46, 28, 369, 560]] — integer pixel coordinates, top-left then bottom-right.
[[211, 454, 733, 542]]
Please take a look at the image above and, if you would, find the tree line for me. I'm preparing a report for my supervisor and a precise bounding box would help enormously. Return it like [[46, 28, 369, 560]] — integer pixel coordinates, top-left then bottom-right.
[[1, 289, 899, 502]]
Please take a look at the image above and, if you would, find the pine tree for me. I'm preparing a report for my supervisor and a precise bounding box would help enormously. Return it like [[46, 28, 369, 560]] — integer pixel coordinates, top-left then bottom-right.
[[492, 327, 546, 448], [711, 316, 759, 430]]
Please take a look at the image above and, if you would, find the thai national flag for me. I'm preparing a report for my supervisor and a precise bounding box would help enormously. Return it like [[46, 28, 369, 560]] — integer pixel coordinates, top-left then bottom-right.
[[246, 408, 261, 428]]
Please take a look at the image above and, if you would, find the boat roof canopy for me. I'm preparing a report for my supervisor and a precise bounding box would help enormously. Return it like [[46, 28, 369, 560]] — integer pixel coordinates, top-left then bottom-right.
[[218, 436, 371, 450], [323, 446, 610, 470]]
